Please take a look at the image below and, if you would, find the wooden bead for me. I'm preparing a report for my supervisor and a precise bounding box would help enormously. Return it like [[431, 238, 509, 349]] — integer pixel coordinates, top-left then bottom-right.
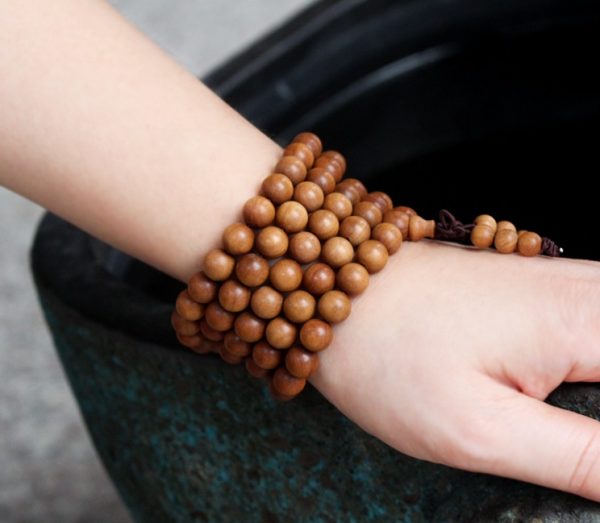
[[219, 345, 244, 365], [204, 301, 235, 332], [199, 318, 224, 342], [336, 262, 369, 295], [266, 317, 298, 349], [243, 195, 275, 228], [285, 346, 318, 378], [252, 340, 284, 369], [255, 226, 289, 258], [494, 228, 518, 254], [272, 366, 307, 396], [308, 209, 339, 240], [353, 201, 382, 227], [275, 155, 307, 185], [176, 332, 207, 352], [318, 290, 351, 323], [203, 248, 235, 281], [306, 168, 336, 195], [218, 279, 251, 312], [362, 191, 393, 214], [175, 290, 204, 321], [314, 157, 344, 183], [268, 377, 297, 401], [320, 150, 347, 175], [223, 331, 252, 357], [283, 142, 314, 169], [234, 312, 266, 343], [395, 205, 416, 217], [356, 239, 388, 273], [382, 210, 409, 239], [345, 178, 368, 200], [261, 173, 294, 204], [321, 236, 354, 268], [293, 132, 322, 157], [222, 223, 254, 255], [335, 180, 361, 206], [235, 253, 270, 287], [302, 262, 335, 295], [270, 258, 303, 292], [276, 201, 308, 233], [300, 319, 333, 352], [371, 222, 403, 254], [323, 192, 353, 220], [187, 271, 217, 304], [475, 214, 497, 233], [339, 216, 371, 246], [471, 224, 495, 249], [283, 290, 316, 323], [289, 231, 321, 264], [497, 220, 517, 233], [293, 181, 325, 212], [250, 285, 283, 319], [245, 357, 270, 379], [171, 310, 200, 336], [517, 231, 542, 257], [408, 216, 436, 241]]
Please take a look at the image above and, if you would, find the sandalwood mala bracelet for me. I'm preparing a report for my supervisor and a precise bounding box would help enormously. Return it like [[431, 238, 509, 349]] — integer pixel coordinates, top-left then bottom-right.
[[171, 132, 562, 401]]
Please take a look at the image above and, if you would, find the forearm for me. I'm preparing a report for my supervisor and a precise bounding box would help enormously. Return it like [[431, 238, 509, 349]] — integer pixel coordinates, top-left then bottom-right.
[[0, 0, 281, 282]]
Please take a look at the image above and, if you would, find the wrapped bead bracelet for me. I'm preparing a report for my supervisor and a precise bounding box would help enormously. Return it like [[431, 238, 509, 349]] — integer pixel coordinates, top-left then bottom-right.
[[171, 132, 562, 401]]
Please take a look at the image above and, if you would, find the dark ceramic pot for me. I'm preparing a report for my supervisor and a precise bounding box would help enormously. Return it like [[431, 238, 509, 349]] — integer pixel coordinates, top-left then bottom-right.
[[32, 1, 600, 521]]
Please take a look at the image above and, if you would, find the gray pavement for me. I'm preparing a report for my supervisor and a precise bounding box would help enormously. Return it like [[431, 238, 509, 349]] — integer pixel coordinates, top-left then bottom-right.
[[0, 2, 311, 521]]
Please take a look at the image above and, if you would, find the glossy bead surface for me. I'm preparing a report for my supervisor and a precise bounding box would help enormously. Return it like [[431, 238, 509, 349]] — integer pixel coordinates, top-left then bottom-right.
[[235, 253, 270, 287], [356, 239, 388, 273], [176, 332, 206, 352], [261, 173, 294, 204], [187, 271, 217, 304], [255, 226, 289, 258], [234, 312, 265, 343], [408, 216, 436, 241], [335, 180, 361, 206], [223, 331, 252, 357], [283, 290, 316, 323], [250, 285, 283, 319], [266, 317, 298, 349], [203, 248, 235, 281], [293, 181, 325, 212], [323, 192, 353, 220], [471, 224, 495, 249], [336, 262, 369, 295], [353, 201, 382, 227], [283, 142, 314, 169], [363, 191, 393, 214], [345, 178, 368, 200], [517, 231, 542, 256], [219, 345, 244, 365], [276, 201, 308, 233], [300, 319, 333, 352], [289, 231, 321, 264], [497, 220, 517, 232], [175, 290, 204, 321], [494, 228, 518, 254], [382, 210, 409, 239], [321, 236, 354, 268], [318, 290, 351, 323], [171, 310, 200, 336], [308, 209, 339, 240], [199, 319, 224, 341], [272, 366, 307, 396], [245, 357, 270, 379], [218, 279, 251, 312], [371, 222, 403, 254], [475, 214, 497, 233], [270, 258, 303, 292], [268, 378, 297, 401], [314, 157, 344, 182], [339, 216, 371, 246], [293, 132, 322, 157], [252, 340, 283, 369], [275, 156, 307, 185], [285, 347, 318, 378], [204, 301, 235, 331], [396, 205, 416, 217], [320, 150, 347, 175], [243, 195, 275, 228], [302, 262, 335, 295], [222, 223, 254, 255], [307, 167, 336, 195]]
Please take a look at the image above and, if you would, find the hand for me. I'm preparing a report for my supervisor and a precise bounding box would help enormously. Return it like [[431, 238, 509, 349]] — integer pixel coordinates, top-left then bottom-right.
[[310, 240, 600, 502]]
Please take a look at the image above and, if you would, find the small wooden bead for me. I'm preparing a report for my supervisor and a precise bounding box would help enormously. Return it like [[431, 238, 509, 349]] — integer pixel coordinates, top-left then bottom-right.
[[356, 239, 388, 273], [308, 209, 339, 240], [187, 271, 217, 304], [222, 223, 254, 255], [371, 222, 403, 254], [175, 290, 204, 321], [475, 214, 497, 233], [272, 366, 307, 396], [300, 319, 333, 352], [323, 192, 353, 220], [318, 290, 351, 323], [234, 312, 266, 343], [306, 167, 336, 195], [203, 248, 235, 281], [321, 236, 354, 268], [219, 345, 244, 365], [252, 340, 284, 369], [293, 132, 323, 157], [395, 205, 417, 216], [255, 226, 289, 258], [302, 262, 336, 295], [289, 231, 321, 264], [235, 253, 270, 287], [204, 301, 235, 332], [382, 210, 409, 239], [408, 216, 436, 241], [335, 180, 361, 206], [336, 262, 369, 295], [362, 191, 393, 214], [223, 331, 252, 357], [471, 224, 495, 249], [199, 318, 225, 341], [314, 157, 344, 183], [243, 195, 275, 228], [275, 155, 308, 185], [250, 285, 283, 319], [245, 357, 270, 379], [218, 279, 251, 312], [494, 228, 518, 254], [270, 258, 303, 292], [276, 201, 309, 233], [517, 231, 542, 257], [285, 346, 318, 378], [171, 310, 200, 336], [266, 317, 298, 349], [345, 178, 368, 200], [353, 201, 383, 227], [283, 290, 316, 323], [176, 332, 208, 352], [293, 181, 325, 212], [339, 216, 371, 246], [268, 377, 297, 401], [497, 220, 517, 233], [320, 150, 347, 175], [283, 142, 315, 169], [261, 173, 294, 204]]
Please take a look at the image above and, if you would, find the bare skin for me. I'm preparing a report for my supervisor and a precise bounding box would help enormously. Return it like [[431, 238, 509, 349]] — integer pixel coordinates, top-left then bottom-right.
[[1, 0, 600, 503]]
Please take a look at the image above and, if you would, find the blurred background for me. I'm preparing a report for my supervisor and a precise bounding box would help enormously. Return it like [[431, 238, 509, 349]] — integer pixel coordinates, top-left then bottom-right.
[[0, 1, 312, 521]]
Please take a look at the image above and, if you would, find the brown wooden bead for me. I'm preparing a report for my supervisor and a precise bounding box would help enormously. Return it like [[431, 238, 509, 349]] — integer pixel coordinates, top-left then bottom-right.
[[517, 231, 542, 257], [176, 332, 208, 352], [270, 258, 303, 292], [408, 215, 436, 241], [285, 346, 318, 378], [283, 290, 316, 323], [356, 239, 388, 273], [321, 236, 354, 268], [302, 262, 335, 295], [371, 222, 403, 254], [234, 312, 265, 343], [222, 223, 254, 255], [175, 290, 204, 321], [475, 214, 497, 233], [203, 248, 235, 281], [306, 167, 336, 195], [339, 216, 371, 246], [235, 253, 270, 287], [243, 195, 275, 228], [362, 191, 393, 214], [353, 201, 383, 227], [283, 142, 315, 169], [266, 317, 298, 349], [318, 290, 351, 323], [336, 262, 369, 295], [293, 181, 325, 212], [255, 226, 289, 258], [245, 357, 270, 379], [289, 231, 321, 264], [268, 378, 297, 401], [204, 301, 235, 331], [171, 310, 200, 336], [346, 178, 368, 200], [314, 156, 344, 183], [218, 279, 251, 312], [308, 209, 339, 240], [252, 340, 284, 369], [497, 220, 517, 233], [323, 192, 353, 220], [494, 228, 518, 254], [382, 210, 409, 239], [335, 180, 361, 206], [199, 318, 225, 341], [250, 285, 283, 319], [261, 173, 294, 204], [300, 318, 333, 352], [219, 345, 244, 365], [275, 156, 307, 185], [187, 271, 217, 304], [272, 366, 307, 396], [395, 205, 417, 217], [320, 150, 347, 175], [223, 331, 252, 357], [276, 201, 308, 233], [293, 132, 323, 157], [471, 224, 495, 249]]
